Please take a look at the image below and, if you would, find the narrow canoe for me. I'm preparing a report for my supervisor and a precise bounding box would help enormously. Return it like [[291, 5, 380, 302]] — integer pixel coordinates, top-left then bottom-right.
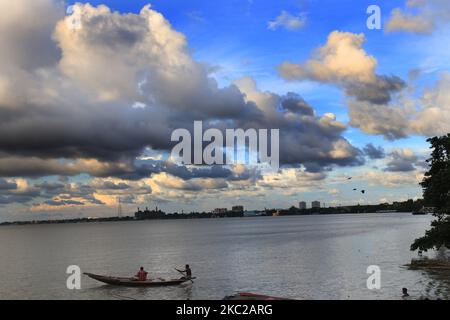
[[84, 272, 195, 287]]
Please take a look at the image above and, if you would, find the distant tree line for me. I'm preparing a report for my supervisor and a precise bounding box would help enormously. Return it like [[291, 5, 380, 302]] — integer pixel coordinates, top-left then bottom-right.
[[265, 199, 424, 217]]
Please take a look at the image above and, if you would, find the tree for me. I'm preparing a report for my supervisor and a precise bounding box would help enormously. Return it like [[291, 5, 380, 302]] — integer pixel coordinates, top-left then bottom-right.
[[411, 134, 450, 251]]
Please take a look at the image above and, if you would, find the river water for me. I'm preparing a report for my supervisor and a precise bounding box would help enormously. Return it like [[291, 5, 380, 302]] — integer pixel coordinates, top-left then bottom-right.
[[1, 212, 448, 300]]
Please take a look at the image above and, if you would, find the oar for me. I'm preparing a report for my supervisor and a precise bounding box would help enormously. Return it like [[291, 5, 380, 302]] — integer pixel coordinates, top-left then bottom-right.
[[175, 268, 194, 283]]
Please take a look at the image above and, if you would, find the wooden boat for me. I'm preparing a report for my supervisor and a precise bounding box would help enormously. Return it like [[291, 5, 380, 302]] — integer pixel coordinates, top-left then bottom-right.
[[84, 272, 195, 287]]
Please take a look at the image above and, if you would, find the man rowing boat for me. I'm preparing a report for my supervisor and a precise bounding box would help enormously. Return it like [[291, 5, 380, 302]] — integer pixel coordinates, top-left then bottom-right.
[[176, 264, 192, 279]]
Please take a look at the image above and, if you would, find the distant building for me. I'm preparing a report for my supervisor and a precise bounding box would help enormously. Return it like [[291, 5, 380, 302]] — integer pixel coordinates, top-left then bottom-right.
[[213, 208, 228, 214], [299, 201, 307, 210], [212, 207, 244, 218], [232, 205, 244, 214], [312, 201, 321, 209], [135, 207, 166, 220]]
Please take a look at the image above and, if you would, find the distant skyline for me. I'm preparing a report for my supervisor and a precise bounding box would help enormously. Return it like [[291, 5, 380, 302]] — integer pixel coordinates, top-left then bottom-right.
[[1, 0, 449, 221]]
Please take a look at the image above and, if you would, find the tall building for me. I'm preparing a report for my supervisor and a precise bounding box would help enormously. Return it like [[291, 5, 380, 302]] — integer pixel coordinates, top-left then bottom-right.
[[232, 205, 244, 213], [299, 201, 307, 210], [135, 207, 166, 220], [312, 201, 321, 209], [213, 208, 228, 214]]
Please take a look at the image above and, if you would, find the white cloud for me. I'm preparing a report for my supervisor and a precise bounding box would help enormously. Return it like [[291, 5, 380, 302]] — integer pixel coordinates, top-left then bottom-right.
[[410, 72, 450, 136], [385, 0, 450, 34], [278, 31, 377, 83], [386, 8, 434, 34], [268, 11, 307, 31], [349, 72, 450, 139], [278, 31, 405, 105]]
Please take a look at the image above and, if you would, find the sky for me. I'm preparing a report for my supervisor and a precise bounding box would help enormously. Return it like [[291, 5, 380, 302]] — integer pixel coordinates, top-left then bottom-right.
[[0, 0, 449, 221]]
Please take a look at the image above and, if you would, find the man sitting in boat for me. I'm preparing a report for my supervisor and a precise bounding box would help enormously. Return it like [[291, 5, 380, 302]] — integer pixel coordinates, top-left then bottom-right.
[[135, 267, 148, 281], [176, 264, 192, 279]]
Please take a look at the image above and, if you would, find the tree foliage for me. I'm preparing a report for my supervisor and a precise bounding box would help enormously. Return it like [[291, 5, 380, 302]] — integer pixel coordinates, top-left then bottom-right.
[[411, 134, 450, 251]]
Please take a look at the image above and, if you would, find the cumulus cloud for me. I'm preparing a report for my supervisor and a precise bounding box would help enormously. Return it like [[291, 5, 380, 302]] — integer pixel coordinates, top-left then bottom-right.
[[384, 148, 418, 172], [363, 144, 386, 160], [278, 31, 405, 104], [268, 11, 307, 31], [276, 30, 431, 141], [386, 8, 434, 34], [350, 72, 450, 140], [0, 2, 363, 180], [0, 0, 63, 71], [277, 31, 450, 141], [0, 178, 17, 190], [0, 179, 41, 205], [0, 1, 367, 213], [0, 2, 262, 166], [278, 32, 376, 83], [2, 176, 149, 208], [386, 0, 450, 34], [410, 73, 450, 137], [348, 100, 410, 140], [234, 77, 364, 170]]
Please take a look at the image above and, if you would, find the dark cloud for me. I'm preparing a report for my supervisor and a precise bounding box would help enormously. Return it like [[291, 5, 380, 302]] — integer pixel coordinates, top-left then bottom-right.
[[348, 101, 409, 140], [384, 149, 418, 172], [0, 0, 63, 71], [234, 78, 365, 171], [44, 199, 85, 207], [363, 143, 386, 159], [0, 3, 365, 187], [281, 93, 314, 115], [345, 75, 406, 104], [98, 181, 131, 190], [0, 194, 34, 205], [0, 178, 17, 190], [34, 181, 66, 192]]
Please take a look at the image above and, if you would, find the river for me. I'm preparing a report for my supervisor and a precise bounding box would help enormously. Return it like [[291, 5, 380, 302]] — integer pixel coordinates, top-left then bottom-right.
[[1, 212, 448, 300]]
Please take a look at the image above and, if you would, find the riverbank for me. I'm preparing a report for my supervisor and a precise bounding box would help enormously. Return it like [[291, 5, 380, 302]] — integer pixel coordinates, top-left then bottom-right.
[[0, 199, 427, 227]]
